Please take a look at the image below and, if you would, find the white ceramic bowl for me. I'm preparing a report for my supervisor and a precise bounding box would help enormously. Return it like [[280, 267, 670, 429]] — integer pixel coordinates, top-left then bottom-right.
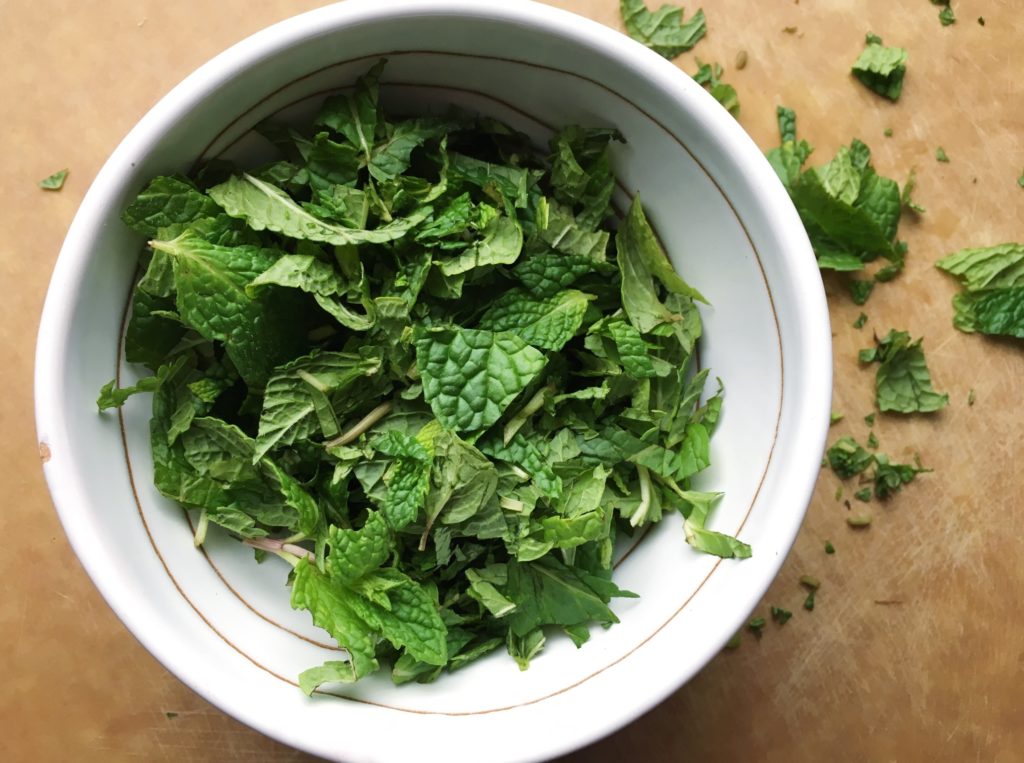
[[35, 2, 831, 761]]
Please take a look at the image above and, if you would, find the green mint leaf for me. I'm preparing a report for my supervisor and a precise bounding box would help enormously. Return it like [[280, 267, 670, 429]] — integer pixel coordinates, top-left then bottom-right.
[[826, 436, 875, 478], [96, 356, 187, 411], [414, 327, 547, 432], [122, 176, 222, 237], [680, 490, 751, 559], [548, 125, 622, 229], [291, 560, 379, 686], [255, 350, 383, 459], [513, 252, 612, 298], [208, 173, 428, 245], [436, 215, 524, 276], [477, 289, 592, 351], [150, 231, 311, 386], [315, 60, 385, 161], [935, 146, 950, 163], [38, 168, 69, 191], [326, 511, 391, 584], [619, 0, 707, 59], [852, 41, 908, 101], [479, 433, 563, 500], [935, 243, 1024, 292], [346, 568, 448, 666], [873, 453, 931, 499], [860, 330, 949, 413], [504, 556, 622, 637]]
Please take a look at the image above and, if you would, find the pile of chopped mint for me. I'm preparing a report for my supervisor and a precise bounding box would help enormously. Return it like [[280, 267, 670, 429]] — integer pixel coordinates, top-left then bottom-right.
[[97, 61, 742, 691]]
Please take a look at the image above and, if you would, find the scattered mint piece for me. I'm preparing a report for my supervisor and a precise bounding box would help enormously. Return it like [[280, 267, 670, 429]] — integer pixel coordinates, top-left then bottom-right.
[[852, 39, 908, 101], [826, 436, 874, 478], [854, 487, 872, 502], [859, 330, 949, 413], [38, 168, 69, 190], [936, 146, 950, 163], [619, 0, 707, 59], [936, 244, 1024, 339], [766, 107, 907, 277], [825, 540, 836, 554], [692, 59, 740, 116], [770, 607, 793, 625], [853, 312, 868, 329]]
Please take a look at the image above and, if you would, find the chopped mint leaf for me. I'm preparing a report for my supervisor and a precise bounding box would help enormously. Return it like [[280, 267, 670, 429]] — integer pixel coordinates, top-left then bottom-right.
[[854, 487, 872, 502], [866, 431, 879, 449], [834, 486, 843, 501], [901, 169, 926, 214], [1018, 170, 1024, 188], [847, 514, 872, 527], [725, 632, 742, 649], [619, 0, 707, 59], [38, 168, 69, 190], [936, 244, 1024, 339], [830, 411, 844, 425], [766, 108, 908, 276], [748, 616, 767, 636], [825, 540, 836, 554], [864, 413, 876, 426], [978, 17, 985, 25], [827, 436, 875, 478], [859, 330, 949, 413], [853, 312, 868, 329], [968, 388, 976, 406], [937, 3, 956, 25], [865, 32, 883, 45], [849, 280, 876, 305], [692, 59, 740, 116], [735, 50, 748, 70], [799, 575, 820, 591], [803, 591, 816, 611], [852, 39, 908, 101], [770, 606, 792, 625], [874, 453, 931, 499], [884, 128, 894, 137], [936, 147, 950, 163]]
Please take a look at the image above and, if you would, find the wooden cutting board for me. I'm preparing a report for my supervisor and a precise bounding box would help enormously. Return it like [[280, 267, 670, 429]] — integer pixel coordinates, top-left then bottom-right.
[[2, 1, 1021, 760]]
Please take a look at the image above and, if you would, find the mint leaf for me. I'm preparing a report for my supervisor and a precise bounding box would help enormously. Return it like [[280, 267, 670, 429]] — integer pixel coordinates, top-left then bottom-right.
[[38, 168, 69, 191], [680, 491, 751, 559], [619, 0, 707, 59], [208, 174, 428, 245], [255, 350, 383, 459], [860, 330, 948, 413], [852, 41, 908, 101], [826, 435, 875, 479], [415, 328, 547, 432], [97, 356, 187, 411], [122, 176, 221, 237], [477, 289, 592, 351], [513, 252, 612, 298], [291, 559, 379, 686]]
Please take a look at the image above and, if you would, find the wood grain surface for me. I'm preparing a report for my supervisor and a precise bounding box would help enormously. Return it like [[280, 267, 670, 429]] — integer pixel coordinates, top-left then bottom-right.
[[2, 1, 1021, 761]]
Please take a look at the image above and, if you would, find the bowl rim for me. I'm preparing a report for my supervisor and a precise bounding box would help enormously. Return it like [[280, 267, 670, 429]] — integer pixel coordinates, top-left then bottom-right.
[[34, 1, 832, 760]]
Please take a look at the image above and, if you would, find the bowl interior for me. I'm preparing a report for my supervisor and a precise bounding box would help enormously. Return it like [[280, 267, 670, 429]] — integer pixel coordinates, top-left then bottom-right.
[[36, 3, 829, 762]]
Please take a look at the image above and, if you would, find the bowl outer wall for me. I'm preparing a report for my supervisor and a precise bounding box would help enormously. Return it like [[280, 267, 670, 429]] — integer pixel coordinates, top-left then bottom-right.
[[33, 1, 832, 761]]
